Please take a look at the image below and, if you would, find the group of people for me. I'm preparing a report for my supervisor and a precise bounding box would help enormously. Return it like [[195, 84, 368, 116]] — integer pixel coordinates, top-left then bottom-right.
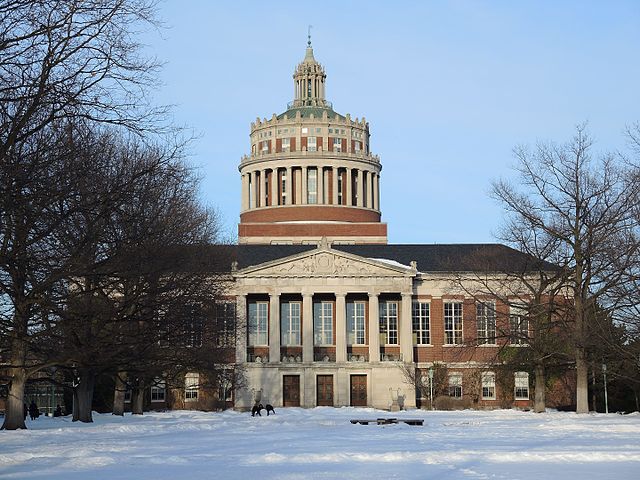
[[23, 401, 63, 420]]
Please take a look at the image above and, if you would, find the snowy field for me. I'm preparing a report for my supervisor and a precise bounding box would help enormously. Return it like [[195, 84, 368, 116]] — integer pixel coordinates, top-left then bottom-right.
[[1, 408, 640, 479]]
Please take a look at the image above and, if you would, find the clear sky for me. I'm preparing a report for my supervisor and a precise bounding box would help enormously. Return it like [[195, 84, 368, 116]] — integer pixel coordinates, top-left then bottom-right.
[[144, 0, 640, 244]]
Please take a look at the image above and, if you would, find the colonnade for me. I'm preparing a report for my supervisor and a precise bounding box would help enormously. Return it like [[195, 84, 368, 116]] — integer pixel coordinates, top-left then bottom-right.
[[241, 165, 380, 211]]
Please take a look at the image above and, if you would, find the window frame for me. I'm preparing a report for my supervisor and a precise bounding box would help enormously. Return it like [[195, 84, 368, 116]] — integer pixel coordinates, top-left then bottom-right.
[[379, 300, 399, 345], [448, 373, 463, 398], [307, 136, 317, 152], [476, 301, 497, 345], [281, 301, 302, 346], [307, 168, 317, 204], [347, 301, 366, 345], [481, 372, 496, 400], [185, 372, 199, 402], [509, 308, 529, 346], [444, 302, 463, 345], [248, 301, 269, 346], [314, 301, 334, 346], [514, 372, 530, 400], [412, 301, 430, 345], [150, 378, 166, 403]]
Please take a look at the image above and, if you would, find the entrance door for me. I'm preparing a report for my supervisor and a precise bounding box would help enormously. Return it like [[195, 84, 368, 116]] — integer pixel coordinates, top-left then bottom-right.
[[350, 375, 367, 406], [316, 375, 334, 406], [283, 375, 300, 407]]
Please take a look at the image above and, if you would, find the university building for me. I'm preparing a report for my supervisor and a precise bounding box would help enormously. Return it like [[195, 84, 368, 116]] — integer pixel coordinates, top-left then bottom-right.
[[221, 40, 571, 411]]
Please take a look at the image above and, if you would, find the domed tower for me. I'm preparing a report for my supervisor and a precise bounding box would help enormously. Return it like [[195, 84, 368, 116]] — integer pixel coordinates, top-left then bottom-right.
[[238, 39, 387, 245]]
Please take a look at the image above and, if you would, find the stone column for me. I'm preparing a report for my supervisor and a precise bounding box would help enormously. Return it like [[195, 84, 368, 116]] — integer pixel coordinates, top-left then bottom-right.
[[357, 169, 364, 207], [301, 166, 308, 205], [303, 293, 314, 363], [335, 293, 347, 362], [332, 166, 339, 205], [368, 293, 380, 362], [366, 171, 373, 209], [317, 166, 324, 204], [400, 293, 414, 363], [271, 168, 278, 206], [346, 168, 352, 206], [249, 172, 256, 209], [236, 295, 247, 364], [241, 174, 248, 211], [269, 293, 280, 363], [286, 166, 292, 205], [261, 169, 268, 207], [376, 174, 381, 211]]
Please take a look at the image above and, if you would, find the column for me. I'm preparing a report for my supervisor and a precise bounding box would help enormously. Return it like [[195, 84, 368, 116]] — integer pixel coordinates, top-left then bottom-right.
[[269, 293, 280, 363], [368, 293, 380, 362], [400, 293, 414, 363], [332, 166, 339, 205], [249, 172, 256, 209], [366, 171, 373, 209], [236, 295, 247, 363], [271, 168, 278, 206], [241, 174, 248, 211], [346, 168, 352, 206], [317, 166, 324, 204], [301, 166, 308, 205], [303, 293, 314, 363], [376, 174, 381, 210], [335, 293, 347, 362], [357, 169, 364, 207], [286, 166, 292, 205], [261, 169, 268, 207]]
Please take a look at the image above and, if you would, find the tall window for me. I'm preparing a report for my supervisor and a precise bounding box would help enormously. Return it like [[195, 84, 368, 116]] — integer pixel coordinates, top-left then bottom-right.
[[282, 137, 290, 152], [333, 137, 341, 152], [412, 301, 430, 345], [347, 301, 366, 345], [308, 136, 317, 152], [510, 309, 529, 345], [354, 140, 361, 152], [379, 301, 398, 345], [444, 302, 463, 345], [481, 372, 496, 400], [248, 301, 268, 346], [186, 317, 203, 348], [514, 372, 529, 400], [476, 301, 496, 345], [214, 302, 236, 347], [280, 170, 287, 204], [281, 301, 301, 346], [185, 373, 199, 402], [150, 378, 166, 402], [314, 301, 333, 345], [307, 168, 317, 204], [448, 373, 462, 398], [337, 170, 343, 204]]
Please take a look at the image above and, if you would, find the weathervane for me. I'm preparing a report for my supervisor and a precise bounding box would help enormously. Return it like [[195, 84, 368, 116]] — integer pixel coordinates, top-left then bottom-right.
[[307, 25, 312, 47]]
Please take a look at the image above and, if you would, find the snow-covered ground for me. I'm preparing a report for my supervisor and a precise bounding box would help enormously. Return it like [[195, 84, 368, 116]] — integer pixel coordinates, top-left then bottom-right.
[[1, 408, 640, 479]]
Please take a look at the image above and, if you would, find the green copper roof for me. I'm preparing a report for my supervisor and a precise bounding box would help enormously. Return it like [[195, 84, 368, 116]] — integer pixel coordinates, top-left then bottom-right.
[[277, 106, 345, 121]]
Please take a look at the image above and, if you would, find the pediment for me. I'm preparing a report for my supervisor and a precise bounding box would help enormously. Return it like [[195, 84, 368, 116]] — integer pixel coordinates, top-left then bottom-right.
[[236, 247, 415, 278]]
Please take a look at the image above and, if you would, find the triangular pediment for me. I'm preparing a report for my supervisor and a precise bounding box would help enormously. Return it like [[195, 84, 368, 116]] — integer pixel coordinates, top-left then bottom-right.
[[236, 245, 415, 278]]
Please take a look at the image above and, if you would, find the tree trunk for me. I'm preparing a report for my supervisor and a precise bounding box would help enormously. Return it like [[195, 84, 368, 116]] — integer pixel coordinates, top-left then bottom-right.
[[1, 367, 27, 430], [534, 363, 546, 413], [131, 378, 144, 415], [112, 372, 126, 416], [575, 347, 589, 413], [73, 368, 95, 422], [591, 363, 597, 412]]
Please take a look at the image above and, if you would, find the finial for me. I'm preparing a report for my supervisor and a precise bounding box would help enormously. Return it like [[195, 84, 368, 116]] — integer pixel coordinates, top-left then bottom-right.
[[307, 25, 312, 47]]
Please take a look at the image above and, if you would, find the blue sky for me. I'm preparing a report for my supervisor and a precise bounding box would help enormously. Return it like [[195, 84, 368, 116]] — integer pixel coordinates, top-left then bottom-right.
[[145, 0, 640, 244]]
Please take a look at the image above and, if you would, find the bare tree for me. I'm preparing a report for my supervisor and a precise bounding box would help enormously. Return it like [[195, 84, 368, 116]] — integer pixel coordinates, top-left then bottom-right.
[[492, 124, 640, 413]]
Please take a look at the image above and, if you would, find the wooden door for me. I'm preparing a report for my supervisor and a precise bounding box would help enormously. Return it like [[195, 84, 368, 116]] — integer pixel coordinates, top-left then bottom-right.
[[316, 375, 334, 406], [350, 375, 367, 407], [283, 375, 300, 407]]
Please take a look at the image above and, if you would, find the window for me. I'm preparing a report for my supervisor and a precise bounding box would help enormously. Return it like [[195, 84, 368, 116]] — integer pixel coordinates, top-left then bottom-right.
[[150, 378, 166, 402], [476, 301, 496, 345], [186, 317, 203, 348], [354, 140, 361, 153], [337, 170, 343, 204], [281, 301, 301, 346], [448, 373, 462, 398], [248, 301, 268, 346], [510, 309, 529, 345], [514, 372, 529, 400], [214, 302, 236, 347], [261, 141, 269, 153], [444, 302, 463, 345], [481, 372, 496, 400], [307, 168, 317, 204], [379, 301, 398, 345], [314, 301, 333, 345], [308, 136, 317, 152], [333, 137, 341, 152], [302, 127, 308, 134], [412, 301, 430, 344], [280, 170, 287, 204], [347, 301, 366, 345], [185, 373, 199, 402], [282, 137, 290, 152]]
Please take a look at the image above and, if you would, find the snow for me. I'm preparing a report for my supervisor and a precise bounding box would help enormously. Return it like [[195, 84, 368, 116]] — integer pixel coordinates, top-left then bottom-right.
[[1, 408, 640, 479], [368, 258, 412, 269]]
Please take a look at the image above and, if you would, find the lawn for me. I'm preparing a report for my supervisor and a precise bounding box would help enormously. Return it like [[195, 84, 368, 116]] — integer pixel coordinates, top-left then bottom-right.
[[1, 408, 639, 479]]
